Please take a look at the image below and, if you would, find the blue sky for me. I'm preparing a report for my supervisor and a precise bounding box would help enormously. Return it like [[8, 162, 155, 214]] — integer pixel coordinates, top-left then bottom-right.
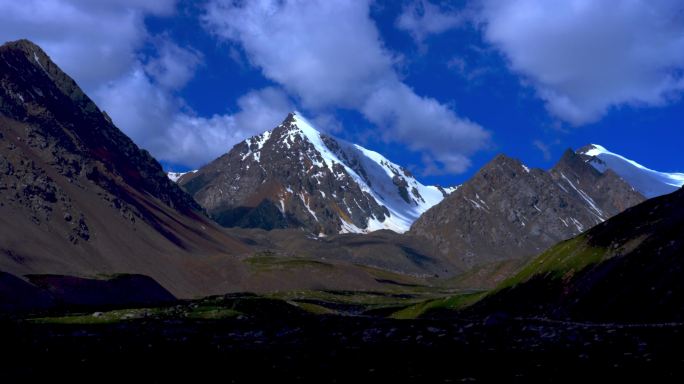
[[1, 1, 683, 187]]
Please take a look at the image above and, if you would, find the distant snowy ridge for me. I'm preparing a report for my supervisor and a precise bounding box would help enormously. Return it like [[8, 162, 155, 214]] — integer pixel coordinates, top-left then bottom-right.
[[578, 144, 684, 198], [167, 170, 197, 183]]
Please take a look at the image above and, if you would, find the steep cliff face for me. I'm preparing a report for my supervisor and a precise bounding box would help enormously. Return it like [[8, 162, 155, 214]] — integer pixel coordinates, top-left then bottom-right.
[[410, 150, 645, 272], [180, 112, 452, 235]]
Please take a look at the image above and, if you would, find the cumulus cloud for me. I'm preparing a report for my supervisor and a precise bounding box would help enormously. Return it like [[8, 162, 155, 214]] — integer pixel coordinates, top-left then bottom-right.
[[396, 0, 467, 46], [95, 69, 292, 167], [0, 0, 174, 90], [204, 0, 396, 110], [162, 87, 294, 167], [92, 38, 286, 168], [203, 0, 490, 174], [362, 82, 487, 174], [0, 0, 290, 168], [478, 0, 684, 125], [145, 37, 203, 90]]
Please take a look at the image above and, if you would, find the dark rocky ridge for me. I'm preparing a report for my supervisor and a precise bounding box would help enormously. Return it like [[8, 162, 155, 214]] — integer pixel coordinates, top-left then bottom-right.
[[410, 149, 645, 284], [0, 40, 200, 215]]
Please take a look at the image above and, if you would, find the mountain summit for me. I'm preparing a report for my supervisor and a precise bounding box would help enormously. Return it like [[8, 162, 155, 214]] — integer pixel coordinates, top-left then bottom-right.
[[179, 112, 454, 235], [577, 144, 684, 198]]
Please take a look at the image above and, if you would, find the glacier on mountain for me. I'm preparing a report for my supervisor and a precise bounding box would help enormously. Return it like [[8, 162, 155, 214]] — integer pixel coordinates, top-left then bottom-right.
[[579, 144, 684, 198]]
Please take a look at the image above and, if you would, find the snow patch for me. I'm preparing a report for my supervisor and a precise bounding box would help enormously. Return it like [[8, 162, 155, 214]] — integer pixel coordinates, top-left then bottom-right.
[[560, 172, 605, 220], [465, 197, 489, 211], [569, 217, 585, 233], [299, 192, 319, 222], [167, 170, 197, 183], [339, 218, 363, 234], [33, 51, 46, 73], [241, 130, 272, 162]]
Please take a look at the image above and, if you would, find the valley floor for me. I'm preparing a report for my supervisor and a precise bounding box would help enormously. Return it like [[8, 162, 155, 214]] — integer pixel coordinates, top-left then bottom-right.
[[3, 294, 684, 382]]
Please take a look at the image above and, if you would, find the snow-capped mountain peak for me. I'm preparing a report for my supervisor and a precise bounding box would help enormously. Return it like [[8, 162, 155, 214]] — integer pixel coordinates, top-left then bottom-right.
[[287, 112, 449, 232], [177, 112, 457, 234], [577, 144, 684, 198]]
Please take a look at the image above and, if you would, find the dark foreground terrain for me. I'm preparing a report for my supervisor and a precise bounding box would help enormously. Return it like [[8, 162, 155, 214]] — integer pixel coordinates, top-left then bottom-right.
[[3, 295, 684, 383]]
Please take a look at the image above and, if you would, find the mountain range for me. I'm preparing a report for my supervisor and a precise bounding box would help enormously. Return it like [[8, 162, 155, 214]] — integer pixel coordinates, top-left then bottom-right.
[[409, 148, 645, 278], [2, 39, 684, 319], [171, 112, 673, 285]]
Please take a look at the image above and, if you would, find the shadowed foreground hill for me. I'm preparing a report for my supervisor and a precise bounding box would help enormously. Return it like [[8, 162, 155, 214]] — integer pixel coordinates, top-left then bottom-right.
[[469, 186, 684, 322]]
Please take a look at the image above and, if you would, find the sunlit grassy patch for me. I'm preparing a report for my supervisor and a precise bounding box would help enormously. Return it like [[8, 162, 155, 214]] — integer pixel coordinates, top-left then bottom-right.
[[185, 306, 242, 319], [29, 307, 166, 324], [495, 235, 608, 291], [390, 292, 486, 320]]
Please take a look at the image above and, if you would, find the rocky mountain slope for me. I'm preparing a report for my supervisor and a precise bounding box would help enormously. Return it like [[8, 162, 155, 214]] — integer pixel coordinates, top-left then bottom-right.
[[179, 112, 453, 235], [578, 144, 684, 198], [0, 39, 255, 297], [410, 149, 645, 281], [471, 185, 684, 322]]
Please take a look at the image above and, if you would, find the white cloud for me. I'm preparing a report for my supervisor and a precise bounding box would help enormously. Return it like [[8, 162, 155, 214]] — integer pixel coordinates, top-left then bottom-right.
[[95, 69, 293, 167], [0, 0, 290, 168], [204, 0, 395, 110], [396, 0, 467, 46], [145, 37, 203, 90], [478, 0, 684, 125], [0, 0, 174, 90], [203, 0, 490, 174], [362, 82, 488, 174], [161, 88, 293, 168]]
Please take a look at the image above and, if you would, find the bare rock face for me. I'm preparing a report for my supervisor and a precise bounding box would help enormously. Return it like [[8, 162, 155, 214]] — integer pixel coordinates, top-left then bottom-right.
[[0, 39, 248, 298], [409, 150, 645, 271], [0, 40, 200, 228], [180, 112, 450, 235]]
